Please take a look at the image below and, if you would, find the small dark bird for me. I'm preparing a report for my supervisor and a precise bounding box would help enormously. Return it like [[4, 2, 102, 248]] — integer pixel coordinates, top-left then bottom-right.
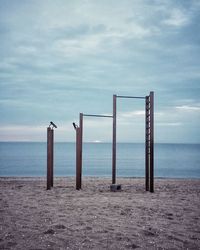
[[50, 121, 57, 128], [73, 122, 78, 130]]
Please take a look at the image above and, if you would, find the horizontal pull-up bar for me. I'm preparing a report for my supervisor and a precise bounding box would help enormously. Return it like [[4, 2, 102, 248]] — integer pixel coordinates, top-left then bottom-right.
[[83, 114, 113, 118], [116, 95, 146, 99]]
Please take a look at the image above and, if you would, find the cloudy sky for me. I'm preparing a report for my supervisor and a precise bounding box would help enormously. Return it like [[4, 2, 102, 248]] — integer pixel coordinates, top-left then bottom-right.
[[0, 0, 200, 143]]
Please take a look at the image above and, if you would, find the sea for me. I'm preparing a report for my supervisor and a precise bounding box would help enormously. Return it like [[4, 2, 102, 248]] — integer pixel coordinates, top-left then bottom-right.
[[0, 142, 199, 178]]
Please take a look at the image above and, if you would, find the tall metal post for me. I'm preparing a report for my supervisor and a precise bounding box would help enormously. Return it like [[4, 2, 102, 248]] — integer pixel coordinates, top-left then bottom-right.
[[150, 91, 154, 192], [47, 127, 53, 190], [79, 113, 83, 189], [145, 96, 150, 191], [112, 95, 117, 184]]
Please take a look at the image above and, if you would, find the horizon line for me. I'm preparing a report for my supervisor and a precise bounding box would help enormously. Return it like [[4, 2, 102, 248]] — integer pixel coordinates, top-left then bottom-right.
[[0, 141, 199, 144]]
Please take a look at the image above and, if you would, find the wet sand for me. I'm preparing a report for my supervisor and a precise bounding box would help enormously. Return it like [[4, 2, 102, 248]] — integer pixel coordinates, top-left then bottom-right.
[[0, 177, 200, 249]]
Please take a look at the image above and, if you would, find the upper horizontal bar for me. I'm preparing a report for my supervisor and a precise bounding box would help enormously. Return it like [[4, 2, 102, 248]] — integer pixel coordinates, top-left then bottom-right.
[[116, 95, 146, 99], [83, 114, 113, 118]]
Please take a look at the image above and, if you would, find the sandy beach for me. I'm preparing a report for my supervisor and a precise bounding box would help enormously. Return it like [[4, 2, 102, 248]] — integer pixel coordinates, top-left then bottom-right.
[[0, 177, 199, 250]]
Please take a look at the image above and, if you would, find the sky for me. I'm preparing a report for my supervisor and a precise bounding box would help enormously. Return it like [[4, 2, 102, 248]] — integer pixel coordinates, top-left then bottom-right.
[[0, 0, 200, 143]]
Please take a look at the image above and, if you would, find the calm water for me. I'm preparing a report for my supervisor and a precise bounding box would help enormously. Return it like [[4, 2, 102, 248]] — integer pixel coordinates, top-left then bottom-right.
[[0, 142, 199, 178]]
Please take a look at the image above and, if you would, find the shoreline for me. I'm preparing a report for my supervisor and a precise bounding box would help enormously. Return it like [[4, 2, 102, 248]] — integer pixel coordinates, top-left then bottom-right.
[[1, 176, 200, 179], [0, 177, 200, 249]]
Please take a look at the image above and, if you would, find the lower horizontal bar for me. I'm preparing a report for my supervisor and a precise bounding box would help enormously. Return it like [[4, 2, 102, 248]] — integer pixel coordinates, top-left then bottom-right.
[[83, 114, 113, 118], [117, 95, 145, 99]]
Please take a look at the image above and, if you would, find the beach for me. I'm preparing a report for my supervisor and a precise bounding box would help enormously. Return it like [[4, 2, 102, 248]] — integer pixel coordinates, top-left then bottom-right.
[[0, 177, 199, 250]]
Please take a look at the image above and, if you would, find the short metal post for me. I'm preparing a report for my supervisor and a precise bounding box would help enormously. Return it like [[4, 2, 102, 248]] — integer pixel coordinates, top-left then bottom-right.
[[50, 129, 54, 187], [76, 127, 81, 190], [47, 122, 57, 190], [112, 95, 117, 184], [150, 91, 154, 193], [47, 127, 53, 190]]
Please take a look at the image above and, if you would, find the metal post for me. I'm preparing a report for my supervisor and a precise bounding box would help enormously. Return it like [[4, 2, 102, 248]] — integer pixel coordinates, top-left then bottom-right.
[[47, 127, 53, 190], [47, 122, 57, 190], [76, 127, 81, 190], [79, 113, 83, 189], [112, 95, 117, 184], [50, 129, 54, 187], [145, 96, 150, 191], [150, 91, 154, 193]]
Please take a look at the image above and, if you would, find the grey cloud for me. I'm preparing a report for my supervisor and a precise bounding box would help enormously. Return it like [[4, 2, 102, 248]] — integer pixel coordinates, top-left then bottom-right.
[[0, 0, 199, 142]]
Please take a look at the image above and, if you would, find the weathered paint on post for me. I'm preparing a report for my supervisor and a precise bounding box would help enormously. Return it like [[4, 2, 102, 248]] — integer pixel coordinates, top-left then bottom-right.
[[47, 127, 52, 190], [112, 95, 117, 184], [76, 127, 81, 190], [79, 113, 83, 189], [145, 96, 150, 191], [50, 129, 54, 187], [150, 91, 154, 192]]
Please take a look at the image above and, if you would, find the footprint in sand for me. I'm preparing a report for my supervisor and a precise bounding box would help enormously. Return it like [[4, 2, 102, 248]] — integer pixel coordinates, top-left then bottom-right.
[[54, 224, 66, 229], [44, 229, 55, 235]]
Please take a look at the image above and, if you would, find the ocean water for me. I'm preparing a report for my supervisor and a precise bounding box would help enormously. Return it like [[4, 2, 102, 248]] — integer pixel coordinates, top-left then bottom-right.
[[0, 142, 199, 178]]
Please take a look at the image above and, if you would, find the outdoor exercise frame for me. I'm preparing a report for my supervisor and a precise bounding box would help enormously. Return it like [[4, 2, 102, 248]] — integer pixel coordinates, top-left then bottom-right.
[[73, 113, 113, 190], [112, 92, 154, 192], [74, 91, 154, 192]]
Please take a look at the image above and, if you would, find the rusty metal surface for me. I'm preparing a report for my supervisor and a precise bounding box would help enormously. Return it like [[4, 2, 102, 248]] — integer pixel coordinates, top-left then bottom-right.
[[112, 95, 117, 184], [150, 91, 154, 193], [47, 127, 53, 190], [79, 113, 83, 189], [50, 129, 54, 188], [76, 127, 81, 190], [145, 96, 150, 191]]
